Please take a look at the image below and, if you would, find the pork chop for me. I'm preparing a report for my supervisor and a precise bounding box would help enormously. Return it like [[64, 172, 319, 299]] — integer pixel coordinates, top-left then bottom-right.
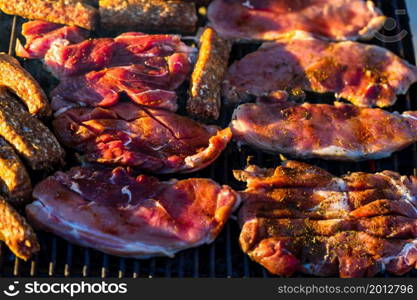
[[208, 0, 385, 41], [236, 161, 417, 277], [27, 166, 239, 258], [53, 102, 231, 173], [230, 97, 417, 161], [224, 31, 417, 107]]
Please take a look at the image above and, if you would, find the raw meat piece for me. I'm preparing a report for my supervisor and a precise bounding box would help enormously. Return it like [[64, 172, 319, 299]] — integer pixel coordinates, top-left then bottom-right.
[[53, 102, 231, 173], [208, 0, 385, 41], [236, 161, 417, 277], [27, 166, 239, 258], [224, 31, 417, 107], [230, 97, 417, 161]]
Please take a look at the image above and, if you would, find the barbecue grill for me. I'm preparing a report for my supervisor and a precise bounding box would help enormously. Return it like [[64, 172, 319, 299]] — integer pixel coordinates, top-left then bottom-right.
[[0, 0, 417, 278]]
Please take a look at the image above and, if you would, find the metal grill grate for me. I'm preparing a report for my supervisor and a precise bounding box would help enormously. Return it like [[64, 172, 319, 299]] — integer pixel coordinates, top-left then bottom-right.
[[0, 0, 416, 278]]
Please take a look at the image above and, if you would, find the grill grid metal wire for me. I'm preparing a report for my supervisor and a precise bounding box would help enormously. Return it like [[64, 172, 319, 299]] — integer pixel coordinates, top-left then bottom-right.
[[0, 0, 417, 278]]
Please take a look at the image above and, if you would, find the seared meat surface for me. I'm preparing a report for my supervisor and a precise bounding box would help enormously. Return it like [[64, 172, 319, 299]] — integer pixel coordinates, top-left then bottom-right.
[[0, 0, 98, 30], [0, 90, 64, 170], [0, 195, 39, 260], [17, 22, 194, 112], [208, 0, 385, 41], [53, 102, 231, 173], [0, 137, 31, 205], [0, 53, 50, 117], [235, 161, 417, 277], [224, 32, 417, 107], [230, 97, 417, 161], [187, 27, 231, 120], [99, 0, 198, 33], [27, 166, 239, 258]]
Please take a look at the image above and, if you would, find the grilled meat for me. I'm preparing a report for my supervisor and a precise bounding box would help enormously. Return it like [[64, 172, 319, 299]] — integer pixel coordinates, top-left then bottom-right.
[[0, 0, 98, 30], [0, 195, 39, 260], [187, 27, 231, 120], [53, 102, 231, 173], [230, 97, 417, 161], [0, 53, 50, 117], [0, 138, 31, 205], [224, 31, 417, 107], [99, 0, 198, 33], [236, 161, 417, 277], [208, 0, 385, 41], [0, 90, 64, 170], [17, 25, 193, 112], [16, 21, 88, 59], [27, 166, 239, 258]]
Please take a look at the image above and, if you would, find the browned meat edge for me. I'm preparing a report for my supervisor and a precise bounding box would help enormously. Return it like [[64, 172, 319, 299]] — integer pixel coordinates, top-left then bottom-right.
[[187, 27, 231, 120], [99, 0, 197, 33], [0, 53, 50, 117], [0, 0, 98, 30], [0, 195, 39, 260], [0, 89, 64, 170], [0, 137, 31, 206]]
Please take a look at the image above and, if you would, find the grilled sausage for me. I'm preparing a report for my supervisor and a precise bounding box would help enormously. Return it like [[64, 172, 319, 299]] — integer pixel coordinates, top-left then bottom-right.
[[99, 0, 198, 33], [0, 89, 64, 170], [0, 195, 39, 260], [0, 138, 31, 206], [0, 53, 50, 117], [0, 0, 98, 30], [187, 27, 231, 120]]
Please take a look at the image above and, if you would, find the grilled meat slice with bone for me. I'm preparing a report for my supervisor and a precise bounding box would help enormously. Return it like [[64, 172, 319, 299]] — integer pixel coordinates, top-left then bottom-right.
[[208, 0, 385, 41], [0, 53, 50, 117], [53, 102, 231, 173], [17, 24, 193, 112], [16, 21, 88, 59], [224, 31, 417, 107], [0, 0, 98, 30], [99, 0, 198, 33], [0, 195, 39, 260], [27, 166, 239, 258], [230, 97, 417, 161], [0, 89, 64, 170], [235, 161, 417, 277]]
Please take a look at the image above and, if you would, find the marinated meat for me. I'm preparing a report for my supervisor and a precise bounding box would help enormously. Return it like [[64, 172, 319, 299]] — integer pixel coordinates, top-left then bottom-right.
[[187, 27, 231, 120], [224, 32, 417, 107], [17, 27, 193, 111], [0, 195, 39, 260], [49, 55, 189, 111], [16, 21, 88, 59], [27, 166, 239, 258], [52, 102, 231, 173], [230, 97, 417, 161], [0, 90, 64, 170], [0, 0, 98, 30], [235, 161, 417, 277], [208, 0, 385, 41], [0, 53, 50, 117], [99, 0, 198, 33], [0, 138, 31, 205]]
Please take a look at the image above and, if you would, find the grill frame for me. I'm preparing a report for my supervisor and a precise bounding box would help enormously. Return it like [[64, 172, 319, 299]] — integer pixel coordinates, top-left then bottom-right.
[[0, 0, 417, 278]]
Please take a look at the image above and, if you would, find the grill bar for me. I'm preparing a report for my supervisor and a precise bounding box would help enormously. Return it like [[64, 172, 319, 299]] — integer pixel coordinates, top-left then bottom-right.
[[0, 0, 416, 278]]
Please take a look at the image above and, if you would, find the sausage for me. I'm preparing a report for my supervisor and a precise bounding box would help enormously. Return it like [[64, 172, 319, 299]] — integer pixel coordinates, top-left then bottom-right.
[[0, 89, 65, 170], [0, 0, 98, 30], [0, 53, 51, 117], [187, 27, 231, 120], [0, 195, 39, 260], [99, 0, 198, 33], [0, 138, 31, 206]]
